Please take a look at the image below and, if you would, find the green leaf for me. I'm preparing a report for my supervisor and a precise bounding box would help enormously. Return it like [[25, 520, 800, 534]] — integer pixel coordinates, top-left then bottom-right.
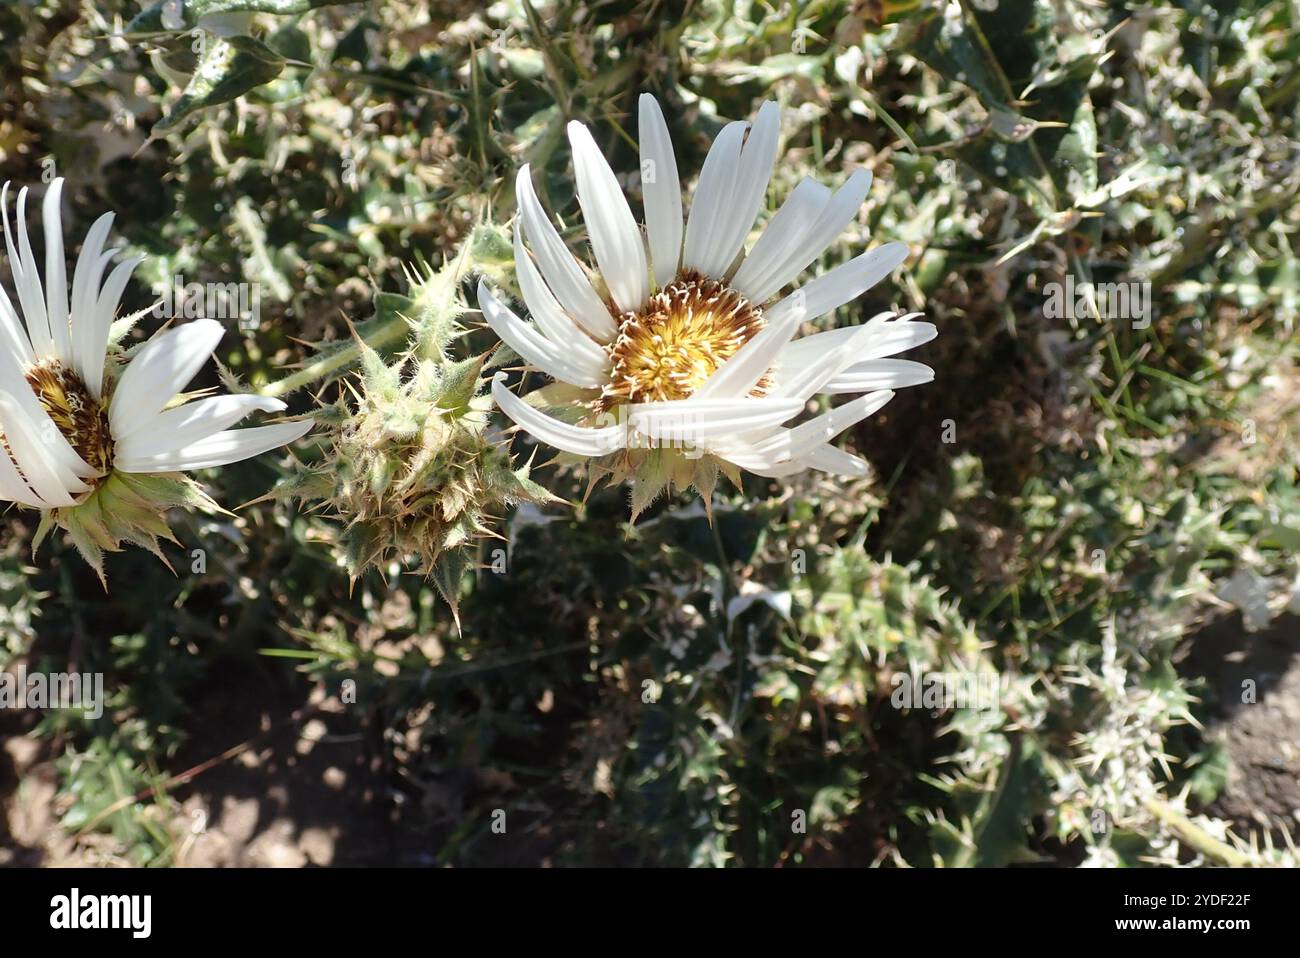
[[152, 35, 285, 137], [908, 0, 1105, 219], [935, 735, 1046, 867]]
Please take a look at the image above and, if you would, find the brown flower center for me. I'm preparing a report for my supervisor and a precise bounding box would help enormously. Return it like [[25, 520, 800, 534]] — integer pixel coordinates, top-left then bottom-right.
[[17, 359, 113, 480], [600, 271, 765, 409]]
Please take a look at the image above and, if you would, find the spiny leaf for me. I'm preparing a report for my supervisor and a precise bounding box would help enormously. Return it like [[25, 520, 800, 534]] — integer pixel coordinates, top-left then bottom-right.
[[152, 35, 285, 138]]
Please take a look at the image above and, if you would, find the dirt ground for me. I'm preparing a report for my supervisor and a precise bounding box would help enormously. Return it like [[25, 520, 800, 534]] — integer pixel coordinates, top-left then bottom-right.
[[1180, 611, 1300, 842], [1, 656, 568, 867], [4, 611, 1298, 867], [1, 667, 423, 867]]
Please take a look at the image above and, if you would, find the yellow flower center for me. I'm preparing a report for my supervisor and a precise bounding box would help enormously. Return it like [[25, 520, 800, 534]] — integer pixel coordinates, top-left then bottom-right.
[[22, 359, 113, 479], [601, 271, 765, 408]]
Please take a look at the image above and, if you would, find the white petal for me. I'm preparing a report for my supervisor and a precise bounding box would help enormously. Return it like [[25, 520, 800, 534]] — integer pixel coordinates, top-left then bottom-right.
[[43, 179, 72, 362], [638, 94, 683, 288], [515, 166, 616, 341], [823, 358, 934, 394], [108, 319, 225, 431], [568, 121, 649, 312], [780, 315, 936, 370], [805, 444, 870, 476], [84, 255, 143, 400], [742, 169, 874, 304], [718, 442, 869, 480], [767, 314, 894, 401], [0, 389, 84, 505], [749, 390, 895, 463], [0, 348, 97, 478], [491, 373, 625, 456], [628, 396, 803, 442], [117, 420, 312, 474], [3, 183, 53, 358], [693, 305, 807, 400], [478, 281, 609, 388], [681, 120, 747, 277], [859, 318, 937, 359], [0, 445, 46, 508], [513, 221, 611, 371], [69, 211, 118, 388], [709, 436, 807, 475], [743, 461, 807, 478], [719, 452, 808, 478], [730, 178, 832, 301], [710, 101, 781, 277], [764, 242, 910, 329], [114, 394, 287, 457], [721, 442, 871, 478], [0, 281, 33, 370]]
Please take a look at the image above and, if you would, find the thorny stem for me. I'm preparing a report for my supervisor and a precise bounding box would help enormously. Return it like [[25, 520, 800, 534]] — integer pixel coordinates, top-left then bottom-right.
[[257, 315, 409, 399], [1143, 797, 1255, 868], [258, 242, 478, 400]]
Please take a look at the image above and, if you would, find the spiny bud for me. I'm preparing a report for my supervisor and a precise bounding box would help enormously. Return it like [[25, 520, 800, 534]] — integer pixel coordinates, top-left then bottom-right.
[[276, 256, 554, 623], [399, 256, 469, 362]]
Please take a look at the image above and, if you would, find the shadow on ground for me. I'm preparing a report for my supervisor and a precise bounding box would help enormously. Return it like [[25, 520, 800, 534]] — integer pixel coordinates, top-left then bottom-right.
[[1180, 611, 1300, 840]]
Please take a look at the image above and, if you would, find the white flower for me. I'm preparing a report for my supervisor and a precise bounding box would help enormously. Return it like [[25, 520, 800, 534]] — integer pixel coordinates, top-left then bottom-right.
[[0, 178, 310, 514], [479, 94, 936, 482]]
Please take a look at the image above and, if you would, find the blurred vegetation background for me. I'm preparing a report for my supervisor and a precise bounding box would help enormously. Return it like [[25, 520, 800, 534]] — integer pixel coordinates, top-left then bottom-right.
[[0, 0, 1297, 867]]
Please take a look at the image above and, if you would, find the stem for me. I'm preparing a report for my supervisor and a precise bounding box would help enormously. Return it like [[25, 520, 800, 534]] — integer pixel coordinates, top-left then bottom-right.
[[258, 315, 408, 399], [1142, 797, 1255, 868], [258, 234, 480, 399], [710, 515, 734, 606]]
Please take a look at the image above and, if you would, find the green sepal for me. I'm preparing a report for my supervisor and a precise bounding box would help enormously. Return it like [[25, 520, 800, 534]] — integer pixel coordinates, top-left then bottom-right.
[[37, 472, 224, 585]]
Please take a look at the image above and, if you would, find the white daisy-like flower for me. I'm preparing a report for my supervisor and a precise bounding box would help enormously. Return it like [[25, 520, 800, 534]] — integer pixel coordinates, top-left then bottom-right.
[[0, 178, 311, 571], [479, 94, 936, 493]]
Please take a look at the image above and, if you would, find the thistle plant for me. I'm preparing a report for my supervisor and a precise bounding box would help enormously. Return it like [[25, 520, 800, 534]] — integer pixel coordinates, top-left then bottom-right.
[[272, 238, 553, 616], [6, 0, 1297, 871], [0, 179, 311, 582], [480, 95, 935, 519]]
